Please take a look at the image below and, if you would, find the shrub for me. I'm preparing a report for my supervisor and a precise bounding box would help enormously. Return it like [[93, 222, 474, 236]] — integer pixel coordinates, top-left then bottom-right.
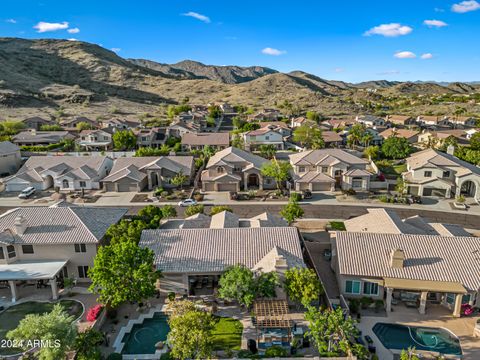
[[168, 292, 176, 302], [290, 192, 302, 202], [378, 195, 388, 203], [349, 298, 360, 314], [154, 187, 164, 196], [265, 345, 288, 357], [329, 221, 346, 231], [86, 304, 103, 322], [210, 205, 232, 215], [360, 296, 373, 309], [160, 191, 169, 198], [184, 204, 204, 217]]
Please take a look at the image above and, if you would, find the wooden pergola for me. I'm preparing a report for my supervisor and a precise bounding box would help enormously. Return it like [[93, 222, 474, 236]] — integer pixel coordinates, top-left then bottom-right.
[[254, 300, 293, 329]]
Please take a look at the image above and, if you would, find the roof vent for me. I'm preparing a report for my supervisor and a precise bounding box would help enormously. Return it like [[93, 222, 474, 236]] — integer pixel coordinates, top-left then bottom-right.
[[447, 145, 455, 156], [14, 215, 28, 235], [390, 249, 405, 269]]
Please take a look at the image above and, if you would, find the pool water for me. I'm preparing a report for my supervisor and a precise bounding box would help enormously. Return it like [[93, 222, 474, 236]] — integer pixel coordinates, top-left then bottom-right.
[[373, 322, 462, 356], [121, 313, 170, 355]]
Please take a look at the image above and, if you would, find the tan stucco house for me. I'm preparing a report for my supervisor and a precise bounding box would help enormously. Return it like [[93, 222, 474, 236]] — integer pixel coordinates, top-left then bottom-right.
[[0, 141, 21, 177]]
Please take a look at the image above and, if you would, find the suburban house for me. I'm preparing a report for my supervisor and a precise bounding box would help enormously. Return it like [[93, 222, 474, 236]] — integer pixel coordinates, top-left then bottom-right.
[[139, 226, 304, 296], [181, 132, 230, 151], [417, 129, 470, 148], [100, 118, 139, 132], [290, 116, 310, 128], [248, 109, 283, 122], [136, 128, 170, 148], [12, 130, 75, 146], [416, 115, 451, 128], [77, 129, 113, 150], [355, 115, 386, 127], [449, 116, 477, 128], [168, 120, 201, 138], [4, 156, 113, 192], [102, 156, 194, 192], [243, 125, 285, 151], [323, 119, 356, 130], [0, 141, 21, 177], [322, 131, 344, 148], [259, 122, 292, 137], [379, 128, 419, 144], [20, 116, 56, 130], [59, 116, 98, 129], [289, 149, 372, 192], [201, 147, 275, 192], [385, 115, 416, 127], [403, 148, 480, 200], [344, 208, 472, 237], [330, 231, 480, 317], [0, 205, 127, 302]]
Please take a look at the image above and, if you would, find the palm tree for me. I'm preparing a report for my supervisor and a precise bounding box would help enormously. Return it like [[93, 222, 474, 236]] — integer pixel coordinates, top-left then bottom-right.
[[361, 132, 374, 147]]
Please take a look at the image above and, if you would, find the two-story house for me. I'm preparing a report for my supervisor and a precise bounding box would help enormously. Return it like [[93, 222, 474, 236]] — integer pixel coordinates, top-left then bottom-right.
[[59, 116, 98, 129], [181, 132, 230, 152], [243, 125, 285, 151], [385, 115, 416, 127], [355, 115, 386, 128], [12, 130, 76, 147], [416, 115, 451, 128], [136, 128, 170, 148], [289, 149, 372, 192], [20, 116, 56, 130], [201, 147, 276, 192], [0, 205, 126, 302], [449, 116, 478, 128], [0, 141, 21, 177], [403, 148, 480, 200], [77, 129, 113, 150]]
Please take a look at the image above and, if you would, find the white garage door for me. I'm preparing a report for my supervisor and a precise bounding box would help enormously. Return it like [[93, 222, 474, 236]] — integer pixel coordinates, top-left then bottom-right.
[[217, 183, 237, 192], [6, 183, 31, 192], [312, 183, 332, 191]]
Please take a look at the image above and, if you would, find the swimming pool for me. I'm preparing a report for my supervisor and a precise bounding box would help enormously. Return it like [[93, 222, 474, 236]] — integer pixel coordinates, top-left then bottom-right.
[[373, 322, 462, 356], [121, 312, 170, 355]]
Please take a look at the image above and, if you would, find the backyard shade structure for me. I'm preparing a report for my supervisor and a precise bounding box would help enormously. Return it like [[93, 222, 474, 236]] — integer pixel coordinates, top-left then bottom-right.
[[254, 300, 293, 329], [383, 278, 467, 294]]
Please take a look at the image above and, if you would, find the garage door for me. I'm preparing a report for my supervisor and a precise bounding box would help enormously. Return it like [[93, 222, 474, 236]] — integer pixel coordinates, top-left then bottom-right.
[[203, 182, 215, 192], [217, 183, 237, 192], [312, 182, 332, 191], [117, 182, 138, 192], [104, 183, 116, 192], [422, 188, 446, 197], [407, 186, 420, 195], [6, 183, 30, 192]]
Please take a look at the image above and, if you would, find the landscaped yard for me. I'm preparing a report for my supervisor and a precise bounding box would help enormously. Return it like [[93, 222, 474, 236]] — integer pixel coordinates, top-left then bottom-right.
[[377, 161, 407, 177], [212, 317, 243, 351], [0, 300, 83, 355]]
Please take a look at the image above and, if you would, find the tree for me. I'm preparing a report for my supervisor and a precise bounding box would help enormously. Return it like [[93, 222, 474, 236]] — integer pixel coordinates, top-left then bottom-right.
[[202, 145, 216, 159], [470, 132, 480, 150], [0, 120, 25, 135], [231, 134, 245, 149], [233, 117, 246, 130], [346, 124, 366, 150], [259, 144, 277, 159], [74, 328, 104, 360], [171, 171, 189, 189], [440, 135, 458, 152], [208, 104, 222, 119], [168, 302, 215, 360], [113, 130, 137, 150], [40, 124, 63, 131], [364, 145, 379, 160], [7, 304, 77, 360], [161, 205, 177, 219], [280, 198, 304, 224], [306, 111, 320, 123], [361, 132, 374, 147], [210, 206, 233, 215], [106, 219, 149, 243], [305, 307, 359, 357], [76, 121, 94, 131], [293, 125, 325, 149], [381, 136, 413, 159], [284, 268, 323, 307], [88, 240, 160, 308], [400, 348, 420, 360], [184, 204, 204, 217], [243, 122, 260, 131], [256, 271, 279, 299], [260, 160, 292, 190], [395, 176, 407, 195]]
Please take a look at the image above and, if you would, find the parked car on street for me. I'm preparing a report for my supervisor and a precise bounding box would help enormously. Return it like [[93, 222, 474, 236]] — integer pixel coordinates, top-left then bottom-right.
[[18, 186, 36, 199], [302, 190, 313, 199], [178, 199, 197, 207]]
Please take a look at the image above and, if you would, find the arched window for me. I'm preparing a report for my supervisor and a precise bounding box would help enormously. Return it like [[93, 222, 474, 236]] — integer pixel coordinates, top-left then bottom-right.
[[217, 166, 224, 174], [62, 179, 69, 188]]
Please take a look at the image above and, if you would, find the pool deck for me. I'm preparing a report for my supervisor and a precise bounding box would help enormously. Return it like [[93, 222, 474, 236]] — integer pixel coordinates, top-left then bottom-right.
[[357, 305, 480, 360]]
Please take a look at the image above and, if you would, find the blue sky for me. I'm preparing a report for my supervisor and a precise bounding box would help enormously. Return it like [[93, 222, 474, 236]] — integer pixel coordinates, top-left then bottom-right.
[[1, 0, 480, 82]]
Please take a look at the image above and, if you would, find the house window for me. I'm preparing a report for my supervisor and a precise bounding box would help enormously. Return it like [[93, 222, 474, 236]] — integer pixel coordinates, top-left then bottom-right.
[[265, 178, 271, 185], [79, 181, 86, 188], [22, 245, 34, 254], [363, 282, 379, 296], [78, 266, 89, 278], [74, 244, 87, 253], [62, 179, 69, 188], [442, 171, 450, 178], [141, 137, 148, 141], [7, 245, 16, 258], [298, 166, 306, 173], [462, 294, 471, 304], [321, 167, 328, 173], [217, 166, 224, 174], [0, 247, 4, 259], [424, 171, 432, 178], [334, 170, 343, 177], [446, 293, 455, 305], [345, 280, 361, 294], [233, 166, 242, 172], [265, 136, 270, 140]]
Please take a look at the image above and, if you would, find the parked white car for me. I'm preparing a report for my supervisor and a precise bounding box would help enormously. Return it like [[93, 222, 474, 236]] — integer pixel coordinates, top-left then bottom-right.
[[178, 199, 197, 207], [18, 187, 36, 199]]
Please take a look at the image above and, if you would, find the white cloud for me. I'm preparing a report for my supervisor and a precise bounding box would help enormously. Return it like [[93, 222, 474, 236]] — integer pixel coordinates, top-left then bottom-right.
[[261, 47, 287, 56], [423, 19, 448, 27], [111, 48, 121, 53], [182, 11, 211, 23], [394, 51, 417, 59], [6, 19, 17, 24], [452, 0, 480, 13], [364, 23, 413, 37], [67, 27, 80, 34], [33, 21, 69, 33], [421, 53, 434, 59]]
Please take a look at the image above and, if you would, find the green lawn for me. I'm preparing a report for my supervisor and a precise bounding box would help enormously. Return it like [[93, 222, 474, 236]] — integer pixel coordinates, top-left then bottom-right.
[[377, 162, 407, 176], [212, 317, 243, 351], [329, 221, 346, 231], [0, 300, 83, 355]]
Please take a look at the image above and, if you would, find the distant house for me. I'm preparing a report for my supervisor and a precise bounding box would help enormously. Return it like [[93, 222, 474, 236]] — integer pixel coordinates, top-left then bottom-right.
[[248, 109, 282, 122], [449, 116, 477, 128], [322, 131, 343, 148], [355, 115, 385, 127], [0, 205, 127, 302], [290, 116, 309, 128], [289, 149, 372, 192], [403, 148, 480, 200], [60, 116, 98, 129], [20, 117, 56, 130], [4, 156, 113, 192], [201, 147, 275, 192], [385, 115, 416, 127], [243, 125, 285, 151], [77, 129, 113, 150], [102, 156, 194, 192], [12, 130, 75, 146], [259, 121, 292, 137], [181, 132, 230, 151], [168, 120, 201, 138], [100, 118, 139, 132], [417, 130, 470, 148], [0, 141, 21, 177], [323, 119, 356, 130], [416, 115, 451, 128], [136, 128, 169, 148], [379, 128, 419, 144]]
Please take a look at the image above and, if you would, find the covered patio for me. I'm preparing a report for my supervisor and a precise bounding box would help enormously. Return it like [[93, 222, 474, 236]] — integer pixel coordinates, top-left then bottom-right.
[[253, 300, 294, 349], [0, 260, 68, 304]]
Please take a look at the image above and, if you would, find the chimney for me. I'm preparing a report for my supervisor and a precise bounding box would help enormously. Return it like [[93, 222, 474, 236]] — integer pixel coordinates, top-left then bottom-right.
[[31, 129, 36, 136], [390, 249, 405, 269], [14, 215, 28, 235], [447, 145, 455, 156]]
